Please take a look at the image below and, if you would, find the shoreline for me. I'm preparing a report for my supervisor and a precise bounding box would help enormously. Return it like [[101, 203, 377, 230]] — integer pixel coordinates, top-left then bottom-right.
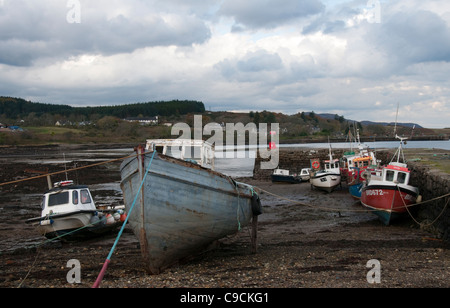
[[0, 145, 449, 288]]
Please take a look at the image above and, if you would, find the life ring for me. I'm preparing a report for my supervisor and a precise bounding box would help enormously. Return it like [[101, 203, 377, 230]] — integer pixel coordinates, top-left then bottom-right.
[[361, 170, 369, 179], [312, 161, 320, 169]]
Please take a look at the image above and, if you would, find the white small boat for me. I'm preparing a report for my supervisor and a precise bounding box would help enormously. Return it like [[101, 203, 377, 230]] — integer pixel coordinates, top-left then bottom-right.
[[299, 168, 311, 181], [310, 145, 341, 193], [26, 180, 125, 241]]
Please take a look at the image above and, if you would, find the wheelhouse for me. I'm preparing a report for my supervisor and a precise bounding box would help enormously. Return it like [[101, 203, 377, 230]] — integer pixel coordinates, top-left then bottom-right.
[[383, 163, 410, 185], [324, 159, 340, 171], [41, 183, 96, 216]]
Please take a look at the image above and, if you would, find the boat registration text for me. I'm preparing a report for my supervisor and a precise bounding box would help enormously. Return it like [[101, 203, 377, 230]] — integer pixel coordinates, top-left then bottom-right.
[[365, 189, 386, 196]]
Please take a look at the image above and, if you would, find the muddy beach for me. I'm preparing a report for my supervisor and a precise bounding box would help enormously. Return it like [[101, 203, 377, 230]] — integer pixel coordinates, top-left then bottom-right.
[[0, 145, 449, 289]]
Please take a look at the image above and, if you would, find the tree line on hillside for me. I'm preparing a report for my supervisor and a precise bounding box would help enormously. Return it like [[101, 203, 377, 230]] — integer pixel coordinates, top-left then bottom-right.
[[0, 97, 205, 123]]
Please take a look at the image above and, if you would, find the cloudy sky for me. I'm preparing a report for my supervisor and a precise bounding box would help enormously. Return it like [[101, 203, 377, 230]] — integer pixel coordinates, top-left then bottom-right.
[[0, 0, 449, 128]]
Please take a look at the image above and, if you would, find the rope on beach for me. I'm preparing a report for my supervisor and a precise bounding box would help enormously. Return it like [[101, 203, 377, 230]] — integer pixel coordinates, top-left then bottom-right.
[[92, 150, 156, 289], [0, 153, 140, 187], [14, 214, 121, 288], [254, 186, 450, 214], [398, 186, 450, 228], [254, 187, 370, 213]]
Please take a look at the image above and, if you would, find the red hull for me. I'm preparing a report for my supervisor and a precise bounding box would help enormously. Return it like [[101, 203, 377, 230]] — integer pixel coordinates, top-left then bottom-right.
[[361, 186, 417, 213]]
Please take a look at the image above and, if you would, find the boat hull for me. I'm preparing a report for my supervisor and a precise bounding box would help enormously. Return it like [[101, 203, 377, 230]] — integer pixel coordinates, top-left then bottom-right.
[[310, 172, 341, 193], [29, 211, 122, 240], [348, 182, 363, 199], [37, 212, 92, 238], [361, 184, 418, 225], [271, 174, 301, 184], [120, 152, 257, 274]]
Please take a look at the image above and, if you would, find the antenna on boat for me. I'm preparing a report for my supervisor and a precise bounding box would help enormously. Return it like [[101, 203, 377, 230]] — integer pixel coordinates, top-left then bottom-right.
[[409, 124, 416, 140], [391, 103, 408, 164], [393, 102, 399, 137], [63, 153, 68, 181], [327, 137, 333, 161]]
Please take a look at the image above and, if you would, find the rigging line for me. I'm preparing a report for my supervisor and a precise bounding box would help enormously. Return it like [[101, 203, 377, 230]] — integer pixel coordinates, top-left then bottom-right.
[[92, 150, 156, 289], [255, 186, 450, 214], [398, 185, 449, 227], [0, 153, 140, 187], [255, 186, 369, 213], [15, 216, 108, 288], [17, 247, 41, 289]]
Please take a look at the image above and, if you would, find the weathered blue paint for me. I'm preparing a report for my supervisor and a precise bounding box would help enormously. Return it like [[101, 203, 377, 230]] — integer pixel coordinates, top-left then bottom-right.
[[348, 182, 363, 199], [120, 151, 256, 274]]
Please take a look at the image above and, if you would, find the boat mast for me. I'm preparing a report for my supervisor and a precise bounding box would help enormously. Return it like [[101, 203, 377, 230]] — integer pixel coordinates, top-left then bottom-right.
[[328, 137, 333, 161], [391, 103, 407, 164]]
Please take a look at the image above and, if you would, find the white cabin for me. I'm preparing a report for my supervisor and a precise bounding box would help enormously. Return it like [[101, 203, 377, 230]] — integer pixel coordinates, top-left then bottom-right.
[[146, 139, 215, 170], [273, 169, 290, 176], [41, 181, 96, 217]]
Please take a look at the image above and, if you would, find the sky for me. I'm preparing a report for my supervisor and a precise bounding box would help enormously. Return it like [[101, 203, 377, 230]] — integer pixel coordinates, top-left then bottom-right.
[[0, 0, 449, 128]]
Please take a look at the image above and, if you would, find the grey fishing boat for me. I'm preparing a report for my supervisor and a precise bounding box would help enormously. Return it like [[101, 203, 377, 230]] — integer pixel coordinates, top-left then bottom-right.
[[120, 139, 262, 274]]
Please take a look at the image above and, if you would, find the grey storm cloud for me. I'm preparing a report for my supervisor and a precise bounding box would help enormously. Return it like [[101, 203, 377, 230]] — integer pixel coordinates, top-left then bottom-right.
[[0, 0, 211, 66], [369, 10, 450, 65], [0, 0, 449, 128], [219, 0, 325, 30], [215, 50, 284, 81]]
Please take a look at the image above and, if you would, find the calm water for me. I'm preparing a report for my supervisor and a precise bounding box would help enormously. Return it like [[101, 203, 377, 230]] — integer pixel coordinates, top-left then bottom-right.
[[214, 140, 450, 177], [282, 140, 450, 151], [215, 150, 256, 178]]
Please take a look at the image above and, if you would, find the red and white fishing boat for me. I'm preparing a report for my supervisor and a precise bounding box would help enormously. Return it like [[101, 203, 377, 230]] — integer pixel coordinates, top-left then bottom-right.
[[340, 129, 380, 199], [360, 136, 421, 225]]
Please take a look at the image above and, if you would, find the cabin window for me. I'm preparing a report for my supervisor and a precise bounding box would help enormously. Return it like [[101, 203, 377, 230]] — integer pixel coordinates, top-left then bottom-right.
[[166, 146, 182, 158], [48, 192, 69, 206], [329, 162, 338, 169], [397, 172, 407, 184], [72, 191, 79, 205], [182, 146, 200, 161], [386, 170, 395, 182], [41, 196, 46, 210], [80, 189, 92, 204]]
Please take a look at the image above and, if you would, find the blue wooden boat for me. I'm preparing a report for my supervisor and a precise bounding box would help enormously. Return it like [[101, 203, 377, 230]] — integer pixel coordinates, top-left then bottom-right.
[[348, 181, 363, 199], [120, 140, 262, 274]]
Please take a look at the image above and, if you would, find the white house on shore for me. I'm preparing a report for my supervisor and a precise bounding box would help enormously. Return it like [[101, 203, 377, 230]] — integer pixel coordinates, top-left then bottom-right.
[[124, 116, 159, 125]]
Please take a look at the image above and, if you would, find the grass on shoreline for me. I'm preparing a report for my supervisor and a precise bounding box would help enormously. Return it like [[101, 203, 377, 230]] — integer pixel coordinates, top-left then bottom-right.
[[404, 148, 450, 174]]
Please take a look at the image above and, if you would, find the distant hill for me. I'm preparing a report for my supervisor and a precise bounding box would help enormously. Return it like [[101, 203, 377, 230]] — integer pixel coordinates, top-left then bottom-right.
[[359, 120, 422, 129], [0, 96, 205, 119], [316, 113, 423, 129]]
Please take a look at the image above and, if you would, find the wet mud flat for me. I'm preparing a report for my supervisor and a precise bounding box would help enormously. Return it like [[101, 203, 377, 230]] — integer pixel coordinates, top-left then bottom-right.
[[0, 145, 449, 288]]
